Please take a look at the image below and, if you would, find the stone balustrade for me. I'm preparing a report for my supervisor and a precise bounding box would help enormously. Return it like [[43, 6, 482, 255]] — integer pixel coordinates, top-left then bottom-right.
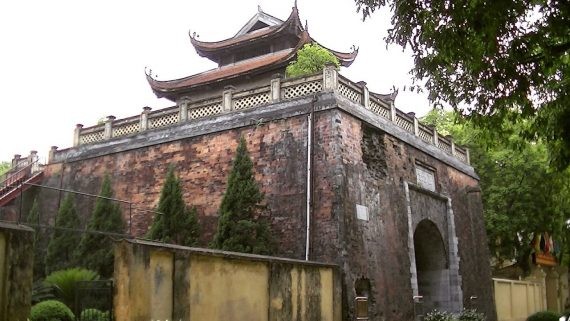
[[72, 66, 470, 164]]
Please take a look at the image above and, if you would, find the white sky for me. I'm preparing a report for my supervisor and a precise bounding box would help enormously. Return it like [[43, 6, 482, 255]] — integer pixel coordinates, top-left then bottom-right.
[[0, 0, 432, 163]]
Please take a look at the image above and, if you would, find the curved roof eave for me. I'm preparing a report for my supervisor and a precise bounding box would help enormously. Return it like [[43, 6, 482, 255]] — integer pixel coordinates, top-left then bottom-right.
[[190, 6, 302, 55]]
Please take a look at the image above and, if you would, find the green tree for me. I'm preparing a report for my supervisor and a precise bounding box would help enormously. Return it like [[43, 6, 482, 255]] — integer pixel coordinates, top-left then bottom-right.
[[422, 110, 570, 271], [73, 175, 124, 278], [147, 167, 200, 246], [286, 43, 340, 78], [25, 198, 47, 279], [0, 161, 10, 176], [355, 0, 570, 169], [45, 194, 81, 275], [212, 136, 274, 255]]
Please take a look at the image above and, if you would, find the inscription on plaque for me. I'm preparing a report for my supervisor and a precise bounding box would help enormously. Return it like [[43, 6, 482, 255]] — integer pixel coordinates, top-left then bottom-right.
[[416, 166, 436, 191]]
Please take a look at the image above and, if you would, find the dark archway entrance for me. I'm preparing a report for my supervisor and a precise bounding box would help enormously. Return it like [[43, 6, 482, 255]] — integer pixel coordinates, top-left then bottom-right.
[[414, 219, 451, 313]]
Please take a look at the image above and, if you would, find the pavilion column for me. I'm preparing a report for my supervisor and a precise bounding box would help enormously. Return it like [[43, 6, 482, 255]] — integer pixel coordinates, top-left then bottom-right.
[[48, 146, 58, 164], [11, 154, 21, 169], [223, 86, 235, 112], [358, 81, 369, 109], [390, 103, 397, 122], [465, 148, 471, 165], [140, 107, 151, 132], [104, 115, 116, 140], [409, 112, 419, 136], [73, 124, 84, 147], [433, 129, 439, 147], [449, 136, 456, 155], [323, 63, 338, 91], [178, 97, 190, 122], [270, 74, 282, 103]]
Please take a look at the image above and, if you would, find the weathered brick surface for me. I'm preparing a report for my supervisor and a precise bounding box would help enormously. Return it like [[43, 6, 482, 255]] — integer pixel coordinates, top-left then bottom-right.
[[36, 104, 494, 321], [329, 110, 495, 321]]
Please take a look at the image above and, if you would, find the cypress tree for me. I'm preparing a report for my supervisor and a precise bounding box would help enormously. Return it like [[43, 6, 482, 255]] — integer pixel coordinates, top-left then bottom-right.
[[212, 136, 274, 254], [147, 166, 200, 246], [26, 198, 46, 279], [45, 194, 81, 275], [73, 175, 124, 278]]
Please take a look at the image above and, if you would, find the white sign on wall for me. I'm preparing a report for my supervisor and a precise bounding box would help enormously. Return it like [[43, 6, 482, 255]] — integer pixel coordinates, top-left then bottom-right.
[[356, 204, 369, 221], [416, 165, 436, 191]]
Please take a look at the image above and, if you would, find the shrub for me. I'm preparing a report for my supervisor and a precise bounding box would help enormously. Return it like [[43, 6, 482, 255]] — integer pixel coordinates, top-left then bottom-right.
[[526, 311, 560, 321], [80, 308, 110, 321], [44, 268, 99, 312], [424, 309, 455, 321], [458, 309, 486, 321], [30, 300, 74, 321], [285, 43, 339, 77]]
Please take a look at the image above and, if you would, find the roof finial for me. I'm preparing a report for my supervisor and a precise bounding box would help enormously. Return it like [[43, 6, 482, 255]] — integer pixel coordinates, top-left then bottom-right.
[[294, 0, 298, 9], [304, 19, 308, 31], [258, 4, 262, 12]]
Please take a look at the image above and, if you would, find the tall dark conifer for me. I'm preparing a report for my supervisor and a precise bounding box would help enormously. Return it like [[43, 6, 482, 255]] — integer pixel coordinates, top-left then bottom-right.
[[45, 194, 81, 275], [74, 175, 124, 278], [212, 136, 274, 254], [147, 166, 200, 246], [26, 198, 46, 279]]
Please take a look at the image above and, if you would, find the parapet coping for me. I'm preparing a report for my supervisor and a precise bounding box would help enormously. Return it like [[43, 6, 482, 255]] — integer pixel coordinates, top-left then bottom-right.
[[120, 238, 339, 268], [51, 92, 478, 180], [0, 221, 35, 233]]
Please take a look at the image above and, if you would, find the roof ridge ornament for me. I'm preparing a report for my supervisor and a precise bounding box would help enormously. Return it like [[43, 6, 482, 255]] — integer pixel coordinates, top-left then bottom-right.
[[258, 5, 262, 13], [304, 19, 308, 31]]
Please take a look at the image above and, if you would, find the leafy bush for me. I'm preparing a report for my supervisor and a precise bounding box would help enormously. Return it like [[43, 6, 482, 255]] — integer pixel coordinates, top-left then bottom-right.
[[44, 268, 99, 312], [458, 309, 486, 321], [31, 281, 56, 305], [285, 43, 339, 77], [30, 300, 74, 321], [80, 308, 110, 321], [526, 311, 560, 321], [424, 310, 455, 321]]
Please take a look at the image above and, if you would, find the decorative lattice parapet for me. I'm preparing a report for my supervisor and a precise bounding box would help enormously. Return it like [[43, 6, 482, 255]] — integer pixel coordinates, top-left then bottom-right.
[[395, 111, 415, 134], [188, 98, 223, 119], [338, 76, 363, 104], [112, 116, 140, 138], [148, 107, 179, 129], [281, 74, 323, 100], [70, 68, 470, 165], [232, 86, 271, 110]]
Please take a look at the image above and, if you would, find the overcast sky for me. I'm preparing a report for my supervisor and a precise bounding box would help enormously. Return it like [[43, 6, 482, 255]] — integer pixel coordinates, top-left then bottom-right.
[[0, 0, 432, 163]]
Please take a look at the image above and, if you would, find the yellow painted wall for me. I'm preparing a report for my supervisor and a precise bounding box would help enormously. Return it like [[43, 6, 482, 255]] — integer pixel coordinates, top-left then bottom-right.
[[493, 278, 544, 321], [0, 232, 6, 318], [114, 240, 341, 321], [151, 250, 174, 321], [189, 255, 269, 321]]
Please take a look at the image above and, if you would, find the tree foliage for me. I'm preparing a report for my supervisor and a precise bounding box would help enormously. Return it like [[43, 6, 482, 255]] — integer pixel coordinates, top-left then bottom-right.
[[422, 110, 570, 271], [355, 0, 570, 169], [0, 161, 10, 177], [45, 194, 81, 275], [212, 136, 274, 255], [286, 43, 340, 78], [74, 175, 124, 278], [147, 166, 200, 246]]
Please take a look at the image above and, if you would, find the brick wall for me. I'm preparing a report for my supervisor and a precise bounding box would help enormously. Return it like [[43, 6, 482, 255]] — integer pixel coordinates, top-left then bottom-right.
[[36, 103, 494, 321]]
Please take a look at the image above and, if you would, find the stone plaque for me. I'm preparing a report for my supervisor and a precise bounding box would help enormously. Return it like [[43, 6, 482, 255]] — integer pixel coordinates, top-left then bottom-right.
[[356, 204, 369, 221], [416, 166, 436, 191]]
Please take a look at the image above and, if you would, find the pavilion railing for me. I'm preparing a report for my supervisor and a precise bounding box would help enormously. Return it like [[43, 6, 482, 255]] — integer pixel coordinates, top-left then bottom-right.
[[68, 67, 469, 164]]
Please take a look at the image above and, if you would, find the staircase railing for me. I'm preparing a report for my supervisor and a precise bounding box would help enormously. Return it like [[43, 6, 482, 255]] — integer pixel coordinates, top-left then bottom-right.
[[0, 159, 42, 197]]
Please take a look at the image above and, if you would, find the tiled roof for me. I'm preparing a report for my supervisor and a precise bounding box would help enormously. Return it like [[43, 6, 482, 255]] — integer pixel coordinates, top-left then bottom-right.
[[147, 48, 295, 98]]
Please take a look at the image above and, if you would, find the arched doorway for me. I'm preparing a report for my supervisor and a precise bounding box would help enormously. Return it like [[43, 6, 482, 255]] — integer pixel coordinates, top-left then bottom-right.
[[414, 219, 451, 313]]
